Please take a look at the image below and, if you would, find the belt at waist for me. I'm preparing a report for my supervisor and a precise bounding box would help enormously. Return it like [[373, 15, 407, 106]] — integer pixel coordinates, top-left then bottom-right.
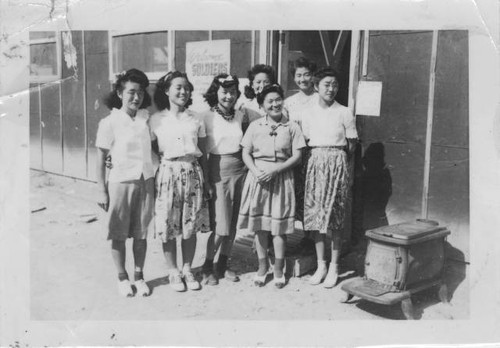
[[160, 155, 198, 163], [254, 158, 287, 165], [208, 151, 242, 159], [310, 145, 346, 150]]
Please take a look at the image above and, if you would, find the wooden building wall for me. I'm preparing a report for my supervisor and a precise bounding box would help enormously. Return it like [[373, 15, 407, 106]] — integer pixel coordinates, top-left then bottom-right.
[[355, 30, 469, 260], [29, 30, 469, 259], [29, 31, 110, 181]]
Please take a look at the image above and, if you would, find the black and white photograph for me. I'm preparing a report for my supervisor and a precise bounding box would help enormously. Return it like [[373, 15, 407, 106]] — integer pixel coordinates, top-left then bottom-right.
[[1, 0, 499, 347]]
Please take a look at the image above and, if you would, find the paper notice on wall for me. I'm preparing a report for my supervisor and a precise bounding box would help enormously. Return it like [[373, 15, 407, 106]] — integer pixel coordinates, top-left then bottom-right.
[[356, 81, 383, 117], [186, 39, 231, 112]]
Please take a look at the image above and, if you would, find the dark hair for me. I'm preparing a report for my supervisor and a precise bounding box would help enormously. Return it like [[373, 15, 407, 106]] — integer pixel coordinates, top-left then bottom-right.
[[313, 67, 341, 86], [103, 68, 151, 110], [154, 71, 194, 111], [256, 84, 284, 106], [290, 57, 317, 76], [203, 73, 241, 108], [243, 64, 276, 100]]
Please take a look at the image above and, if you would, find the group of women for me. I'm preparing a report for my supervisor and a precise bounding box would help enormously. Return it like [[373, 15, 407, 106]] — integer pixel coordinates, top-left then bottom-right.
[[95, 57, 358, 297]]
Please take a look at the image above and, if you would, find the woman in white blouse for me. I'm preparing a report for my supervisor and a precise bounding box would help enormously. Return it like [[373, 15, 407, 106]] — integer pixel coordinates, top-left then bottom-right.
[[199, 74, 247, 285], [237, 64, 276, 123], [96, 69, 154, 297], [302, 67, 358, 288], [150, 71, 211, 292], [283, 57, 318, 251], [284, 57, 318, 126]]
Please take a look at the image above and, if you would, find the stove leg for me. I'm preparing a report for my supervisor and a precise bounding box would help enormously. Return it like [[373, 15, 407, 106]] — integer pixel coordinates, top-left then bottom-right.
[[438, 283, 449, 304], [401, 298, 415, 320], [339, 292, 354, 303]]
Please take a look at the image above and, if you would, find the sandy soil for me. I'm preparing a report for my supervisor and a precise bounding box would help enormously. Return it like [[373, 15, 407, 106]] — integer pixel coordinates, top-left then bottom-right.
[[30, 170, 469, 321]]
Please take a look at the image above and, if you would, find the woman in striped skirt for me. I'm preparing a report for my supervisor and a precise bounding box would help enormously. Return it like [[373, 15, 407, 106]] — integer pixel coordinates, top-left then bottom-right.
[[302, 67, 358, 288]]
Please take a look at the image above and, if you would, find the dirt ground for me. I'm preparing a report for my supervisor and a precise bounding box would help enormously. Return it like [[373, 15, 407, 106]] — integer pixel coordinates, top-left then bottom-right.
[[30, 170, 469, 321]]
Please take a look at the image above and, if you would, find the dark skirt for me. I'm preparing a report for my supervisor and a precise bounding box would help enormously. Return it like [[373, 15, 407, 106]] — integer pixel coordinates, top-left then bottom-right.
[[294, 147, 310, 223], [208, 152, 247, 237]]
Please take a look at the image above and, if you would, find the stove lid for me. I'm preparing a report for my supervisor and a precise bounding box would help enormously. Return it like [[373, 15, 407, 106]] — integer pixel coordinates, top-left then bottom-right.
[[366, 219, 448, 241]]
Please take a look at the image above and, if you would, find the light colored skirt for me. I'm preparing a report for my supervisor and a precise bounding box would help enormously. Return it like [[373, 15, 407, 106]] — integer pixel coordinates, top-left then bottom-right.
[[155, 156, 210, 242], [208, 152, 247, 237], [303, 147, 349, 236], [107, 176, 154, 241], [237, 160, 296, 236]]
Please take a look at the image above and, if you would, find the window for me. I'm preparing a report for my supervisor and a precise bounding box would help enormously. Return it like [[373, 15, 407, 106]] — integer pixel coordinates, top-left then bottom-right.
[[29, 31, 61, 83], [110, 31, 171, 81]]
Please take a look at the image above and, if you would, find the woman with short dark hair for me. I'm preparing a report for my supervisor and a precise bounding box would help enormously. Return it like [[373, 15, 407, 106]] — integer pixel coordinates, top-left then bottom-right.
[[237, 84, 306, 289], [302, 67, 358, 288], [238, 64, 277, 122], [284, 57, 318, 250], [96, 68, 154, 297]]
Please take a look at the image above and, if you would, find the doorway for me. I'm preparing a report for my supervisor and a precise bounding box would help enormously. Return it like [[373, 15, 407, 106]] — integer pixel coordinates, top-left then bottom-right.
[[276, 30, 352, 105]]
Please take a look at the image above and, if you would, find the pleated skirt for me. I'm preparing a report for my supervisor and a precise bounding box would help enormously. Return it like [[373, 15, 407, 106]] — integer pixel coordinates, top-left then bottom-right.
[[237, 160, 296, 236]]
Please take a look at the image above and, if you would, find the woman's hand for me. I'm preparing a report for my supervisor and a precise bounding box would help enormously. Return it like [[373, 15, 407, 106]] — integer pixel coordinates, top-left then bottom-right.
[[97, 189, 109, 212], [203, 181, 214, 201], [105, 154, 113, 169], [256, 168, 278, 184]]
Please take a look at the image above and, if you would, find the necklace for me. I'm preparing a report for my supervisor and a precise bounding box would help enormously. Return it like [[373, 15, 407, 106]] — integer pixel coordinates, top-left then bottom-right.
[[214, 105, 235, 121]]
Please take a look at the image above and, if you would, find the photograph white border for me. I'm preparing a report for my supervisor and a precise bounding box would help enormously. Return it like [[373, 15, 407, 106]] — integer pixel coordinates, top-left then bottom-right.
[[1, 0, 499, 346]]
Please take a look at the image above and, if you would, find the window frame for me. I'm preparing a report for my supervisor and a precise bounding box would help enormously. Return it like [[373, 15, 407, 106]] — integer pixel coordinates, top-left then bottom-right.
[[108, 30, 175, 82], [29, 32, 62, 84]]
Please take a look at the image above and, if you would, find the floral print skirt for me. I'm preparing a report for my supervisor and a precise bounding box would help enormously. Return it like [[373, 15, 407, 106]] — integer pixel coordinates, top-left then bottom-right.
[[155, 157, 210, 242], [303, 147, 349, 237]]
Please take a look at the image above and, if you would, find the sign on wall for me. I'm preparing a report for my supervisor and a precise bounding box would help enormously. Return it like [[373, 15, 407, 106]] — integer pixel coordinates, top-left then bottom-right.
[[356, 81, 383, 117], [186, 39, 231, 111]]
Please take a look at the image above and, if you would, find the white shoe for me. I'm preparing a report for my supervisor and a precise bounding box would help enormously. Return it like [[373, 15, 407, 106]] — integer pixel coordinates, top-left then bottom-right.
[[253, 273, 267, 287], [323, 264, 339, 288], [272, 274, 286, 289], [134, 279, 151, 296], [169, 272, 186, 292], [117, 279, 134, 297], [184, 271, 201, 291], [309, 264, 327, 285]]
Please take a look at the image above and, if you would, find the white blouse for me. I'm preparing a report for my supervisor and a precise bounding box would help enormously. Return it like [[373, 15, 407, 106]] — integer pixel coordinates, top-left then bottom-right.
[[301, 101, 358, 147], [95, 108, 155, 183], [149, 109, 206, 159], [236, 97, 264, 123], [284, 91, 318, 125], [201, 109, 244, 155]]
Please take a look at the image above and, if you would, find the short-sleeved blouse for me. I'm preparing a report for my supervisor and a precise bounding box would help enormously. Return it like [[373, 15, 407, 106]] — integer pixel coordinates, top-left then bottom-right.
[[149, 109, 206, 159], [201, 108, 244, 155], [95, 108, 155, 183], [301, 101, 358, 147], [241, 116, 306, 162], [284, 92, 318, 125], [237, 97, 264, 124]]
